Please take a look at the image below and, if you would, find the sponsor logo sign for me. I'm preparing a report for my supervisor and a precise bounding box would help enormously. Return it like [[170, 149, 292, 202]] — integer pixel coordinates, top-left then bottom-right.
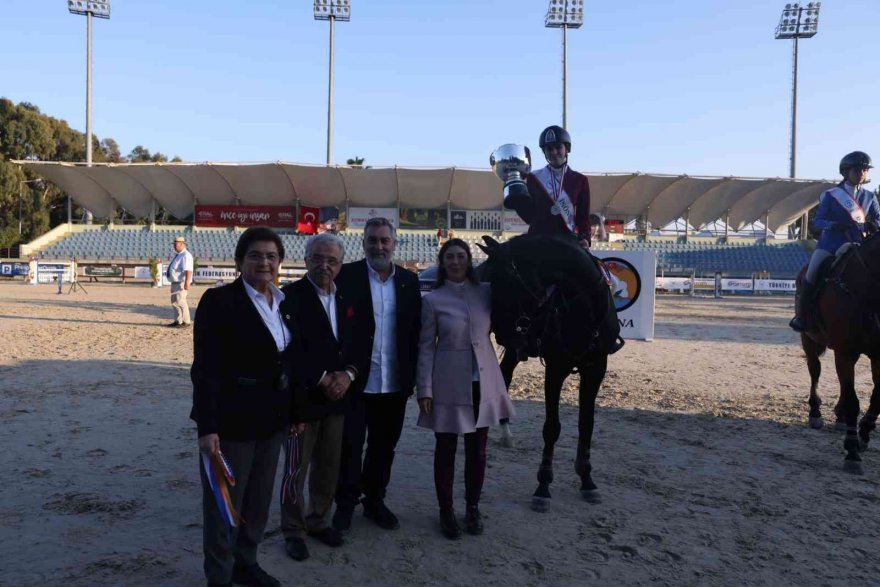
[[594, 251, 655, 340], [195, 205, 296, 228], [37, 263, 71, 284], [84, 265, 123, 277], [0, 262, 29, 276], [503, 210, 529, 233], [347, 207, 399, 229]]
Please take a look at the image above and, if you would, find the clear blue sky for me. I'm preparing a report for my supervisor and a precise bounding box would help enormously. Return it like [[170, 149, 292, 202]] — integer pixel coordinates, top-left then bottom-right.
[[3, 0, 878, 180]]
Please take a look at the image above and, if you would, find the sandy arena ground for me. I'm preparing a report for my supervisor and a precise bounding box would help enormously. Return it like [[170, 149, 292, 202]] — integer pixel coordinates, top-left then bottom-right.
[[1, 281, 879, 586]]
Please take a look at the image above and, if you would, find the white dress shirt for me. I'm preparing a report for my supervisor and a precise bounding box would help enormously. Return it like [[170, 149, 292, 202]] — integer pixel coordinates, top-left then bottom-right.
[[242, 279, 291, 352], [364, 262, 399, 394], [307, 275, 338, 340]]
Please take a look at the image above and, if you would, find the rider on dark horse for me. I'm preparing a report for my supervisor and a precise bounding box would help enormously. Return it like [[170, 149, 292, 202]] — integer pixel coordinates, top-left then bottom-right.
[[519, 125, 592, 246], [790, 151, 879, 333]]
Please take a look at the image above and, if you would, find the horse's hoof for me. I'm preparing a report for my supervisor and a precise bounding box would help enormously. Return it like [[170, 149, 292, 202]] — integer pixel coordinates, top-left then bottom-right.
[[843, 459, 864, 475], [531, 496, 550, 513], [808, 417, 824, 430], [580, 489, 601, 504], [834, 421, 847, 432]]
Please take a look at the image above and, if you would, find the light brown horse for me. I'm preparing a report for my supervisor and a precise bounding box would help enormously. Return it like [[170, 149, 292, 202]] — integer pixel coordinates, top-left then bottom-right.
[[798, 234, 880, 474]]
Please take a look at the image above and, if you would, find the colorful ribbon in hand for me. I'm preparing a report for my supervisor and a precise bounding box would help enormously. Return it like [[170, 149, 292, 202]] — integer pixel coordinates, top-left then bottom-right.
[[202, 450, 243, 542], [280, 431, 301, 506]]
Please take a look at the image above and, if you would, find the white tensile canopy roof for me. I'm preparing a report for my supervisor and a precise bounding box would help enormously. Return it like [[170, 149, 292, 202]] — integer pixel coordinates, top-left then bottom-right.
[[16, 161, 836, 233]]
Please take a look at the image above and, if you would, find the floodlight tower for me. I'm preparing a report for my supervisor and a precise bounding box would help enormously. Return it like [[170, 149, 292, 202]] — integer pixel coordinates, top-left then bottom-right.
[[545, 0, 584, 129], [775, 2, 820, 238], [314, 0, 351, 166], [68, 0, 110, 225]]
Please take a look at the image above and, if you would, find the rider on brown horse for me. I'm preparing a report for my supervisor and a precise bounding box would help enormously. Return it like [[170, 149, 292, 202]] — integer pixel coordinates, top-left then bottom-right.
[[790, 151, 880, 332]]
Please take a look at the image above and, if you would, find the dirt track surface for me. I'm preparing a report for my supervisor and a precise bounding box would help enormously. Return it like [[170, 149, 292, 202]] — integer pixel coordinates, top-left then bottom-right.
[[1, 283, 878, 586]]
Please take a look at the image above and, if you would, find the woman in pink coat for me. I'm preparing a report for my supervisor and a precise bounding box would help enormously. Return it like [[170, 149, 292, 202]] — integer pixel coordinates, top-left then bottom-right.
[[416, 239, 515, 540]]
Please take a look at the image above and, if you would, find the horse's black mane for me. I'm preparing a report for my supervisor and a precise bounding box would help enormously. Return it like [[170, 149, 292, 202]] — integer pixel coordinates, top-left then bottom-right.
[[493, 234, 601, 288]]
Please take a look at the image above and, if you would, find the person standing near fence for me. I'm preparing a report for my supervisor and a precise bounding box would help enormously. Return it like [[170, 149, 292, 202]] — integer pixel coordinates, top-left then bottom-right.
[[167, 236, 194, 328]]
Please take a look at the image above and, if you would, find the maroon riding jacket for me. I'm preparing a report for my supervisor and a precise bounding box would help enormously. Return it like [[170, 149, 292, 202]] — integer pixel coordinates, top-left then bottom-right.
[[524, 165, 592, 245]]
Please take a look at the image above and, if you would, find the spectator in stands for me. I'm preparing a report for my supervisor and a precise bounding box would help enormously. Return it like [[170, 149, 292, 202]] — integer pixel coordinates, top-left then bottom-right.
[[416, 238, 515, 539], [190, 226, 295, 587], [512, 125, 592, 247], [166, 236, 194, 328], [590, 213, 608, 243], [332, 217, 422, 534], [790, 151, 879, 332], [281, 233, 363, 562]]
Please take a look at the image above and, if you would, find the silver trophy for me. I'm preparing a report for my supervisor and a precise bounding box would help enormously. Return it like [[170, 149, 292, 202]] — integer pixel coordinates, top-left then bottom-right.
[[490, 143, 532, 214]]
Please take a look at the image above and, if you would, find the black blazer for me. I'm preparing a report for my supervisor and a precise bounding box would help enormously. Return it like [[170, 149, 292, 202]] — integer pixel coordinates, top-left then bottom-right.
[[336, 259, 422, 397], [190, 278, 297, 441], [282, 277, 364, 423]]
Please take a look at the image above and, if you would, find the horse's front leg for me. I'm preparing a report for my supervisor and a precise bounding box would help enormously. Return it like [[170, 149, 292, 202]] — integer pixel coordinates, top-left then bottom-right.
[[834, 352, 863, 474], [858, 356, 880, 452], [532, 362, 566, 512], [803, 334, 824, 429], [498, 348, 519, 448], [575, 354, 606, 503]]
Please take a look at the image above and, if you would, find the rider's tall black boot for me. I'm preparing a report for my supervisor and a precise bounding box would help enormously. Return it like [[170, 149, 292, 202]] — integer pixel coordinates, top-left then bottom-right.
[[789, 279, 816, 333]]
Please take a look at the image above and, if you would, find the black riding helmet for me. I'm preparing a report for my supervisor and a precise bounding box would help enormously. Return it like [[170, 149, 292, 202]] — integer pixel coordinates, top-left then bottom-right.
[[539, 125, 572, 153], [839, 151, 873, 176]]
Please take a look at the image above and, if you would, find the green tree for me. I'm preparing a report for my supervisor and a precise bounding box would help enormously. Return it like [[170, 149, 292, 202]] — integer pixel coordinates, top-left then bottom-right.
[[346, 156, 365, 167]]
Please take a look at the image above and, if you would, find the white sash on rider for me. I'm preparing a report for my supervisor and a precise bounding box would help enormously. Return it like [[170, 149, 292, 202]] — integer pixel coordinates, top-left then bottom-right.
[[827, 186, 866, 224], [533, 165, 576, 233]]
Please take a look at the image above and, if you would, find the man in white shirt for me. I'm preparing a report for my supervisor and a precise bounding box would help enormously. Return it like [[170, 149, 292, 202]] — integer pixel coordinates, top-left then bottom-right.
[[333, 217, 422, 533], [166, 236, 194, 327]]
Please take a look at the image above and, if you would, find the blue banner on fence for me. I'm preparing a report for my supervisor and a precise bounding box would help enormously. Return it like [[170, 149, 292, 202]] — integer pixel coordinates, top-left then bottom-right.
[[0, 262, 29, 276]]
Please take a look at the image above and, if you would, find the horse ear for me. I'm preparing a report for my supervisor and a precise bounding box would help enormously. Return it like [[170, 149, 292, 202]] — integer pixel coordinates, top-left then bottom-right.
[[481, 235, 501, 249], [475, 242, 491, 256]]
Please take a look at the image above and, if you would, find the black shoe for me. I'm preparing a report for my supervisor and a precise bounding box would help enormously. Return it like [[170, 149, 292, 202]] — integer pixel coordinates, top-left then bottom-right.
[[362, 498, 400, 530], [439, 508, 461, 540], [332, 504, 354, 532], [231, 562, 280, 587], [789, 316, 805, 333], [309, 526, 344, 547], [284, 537, 310, 561], [464, 505, 483, 535], [165, 322, 181, 327]]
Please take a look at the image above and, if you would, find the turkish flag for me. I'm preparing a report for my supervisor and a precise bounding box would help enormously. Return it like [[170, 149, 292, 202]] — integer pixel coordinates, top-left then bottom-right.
[[297, 206, 320, 234]]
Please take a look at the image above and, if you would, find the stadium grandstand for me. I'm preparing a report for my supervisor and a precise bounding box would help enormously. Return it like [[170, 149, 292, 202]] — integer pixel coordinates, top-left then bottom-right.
[[12, 161, 829, 280]]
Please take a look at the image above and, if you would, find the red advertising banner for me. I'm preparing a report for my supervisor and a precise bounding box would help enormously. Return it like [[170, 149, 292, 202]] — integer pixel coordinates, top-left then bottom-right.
[[195, 205, 296, 227], [297, 206, 321, 234], [605, 220, 624, 234]]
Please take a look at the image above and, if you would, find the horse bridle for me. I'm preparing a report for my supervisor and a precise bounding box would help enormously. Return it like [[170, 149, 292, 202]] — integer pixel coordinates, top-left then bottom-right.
[[499, 257, 599, 366]]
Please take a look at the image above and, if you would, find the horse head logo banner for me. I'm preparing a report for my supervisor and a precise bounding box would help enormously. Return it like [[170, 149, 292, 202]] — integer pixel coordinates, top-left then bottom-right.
[[600, 257, 642, 312]]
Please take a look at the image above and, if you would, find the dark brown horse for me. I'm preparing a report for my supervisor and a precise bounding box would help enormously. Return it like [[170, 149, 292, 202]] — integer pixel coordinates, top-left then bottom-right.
[[477, 234, 622, 510], [798, 233, 880, 474]]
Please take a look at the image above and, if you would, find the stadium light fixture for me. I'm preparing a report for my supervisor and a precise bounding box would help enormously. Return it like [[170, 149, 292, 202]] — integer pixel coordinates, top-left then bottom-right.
[[544, 0, 584, 129], [314, 0, 351, 165], [67, 0, 110, 225], [775, 2, 820, 239]]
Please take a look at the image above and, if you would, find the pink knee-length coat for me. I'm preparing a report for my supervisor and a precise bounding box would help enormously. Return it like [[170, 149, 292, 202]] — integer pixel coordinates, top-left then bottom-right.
[[416, 281, 515, 434]]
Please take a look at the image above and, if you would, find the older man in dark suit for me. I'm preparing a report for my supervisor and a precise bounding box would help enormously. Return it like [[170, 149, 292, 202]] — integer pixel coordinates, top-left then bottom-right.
[[280, 233, 364, 562], [332, 217, 422, 533]]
